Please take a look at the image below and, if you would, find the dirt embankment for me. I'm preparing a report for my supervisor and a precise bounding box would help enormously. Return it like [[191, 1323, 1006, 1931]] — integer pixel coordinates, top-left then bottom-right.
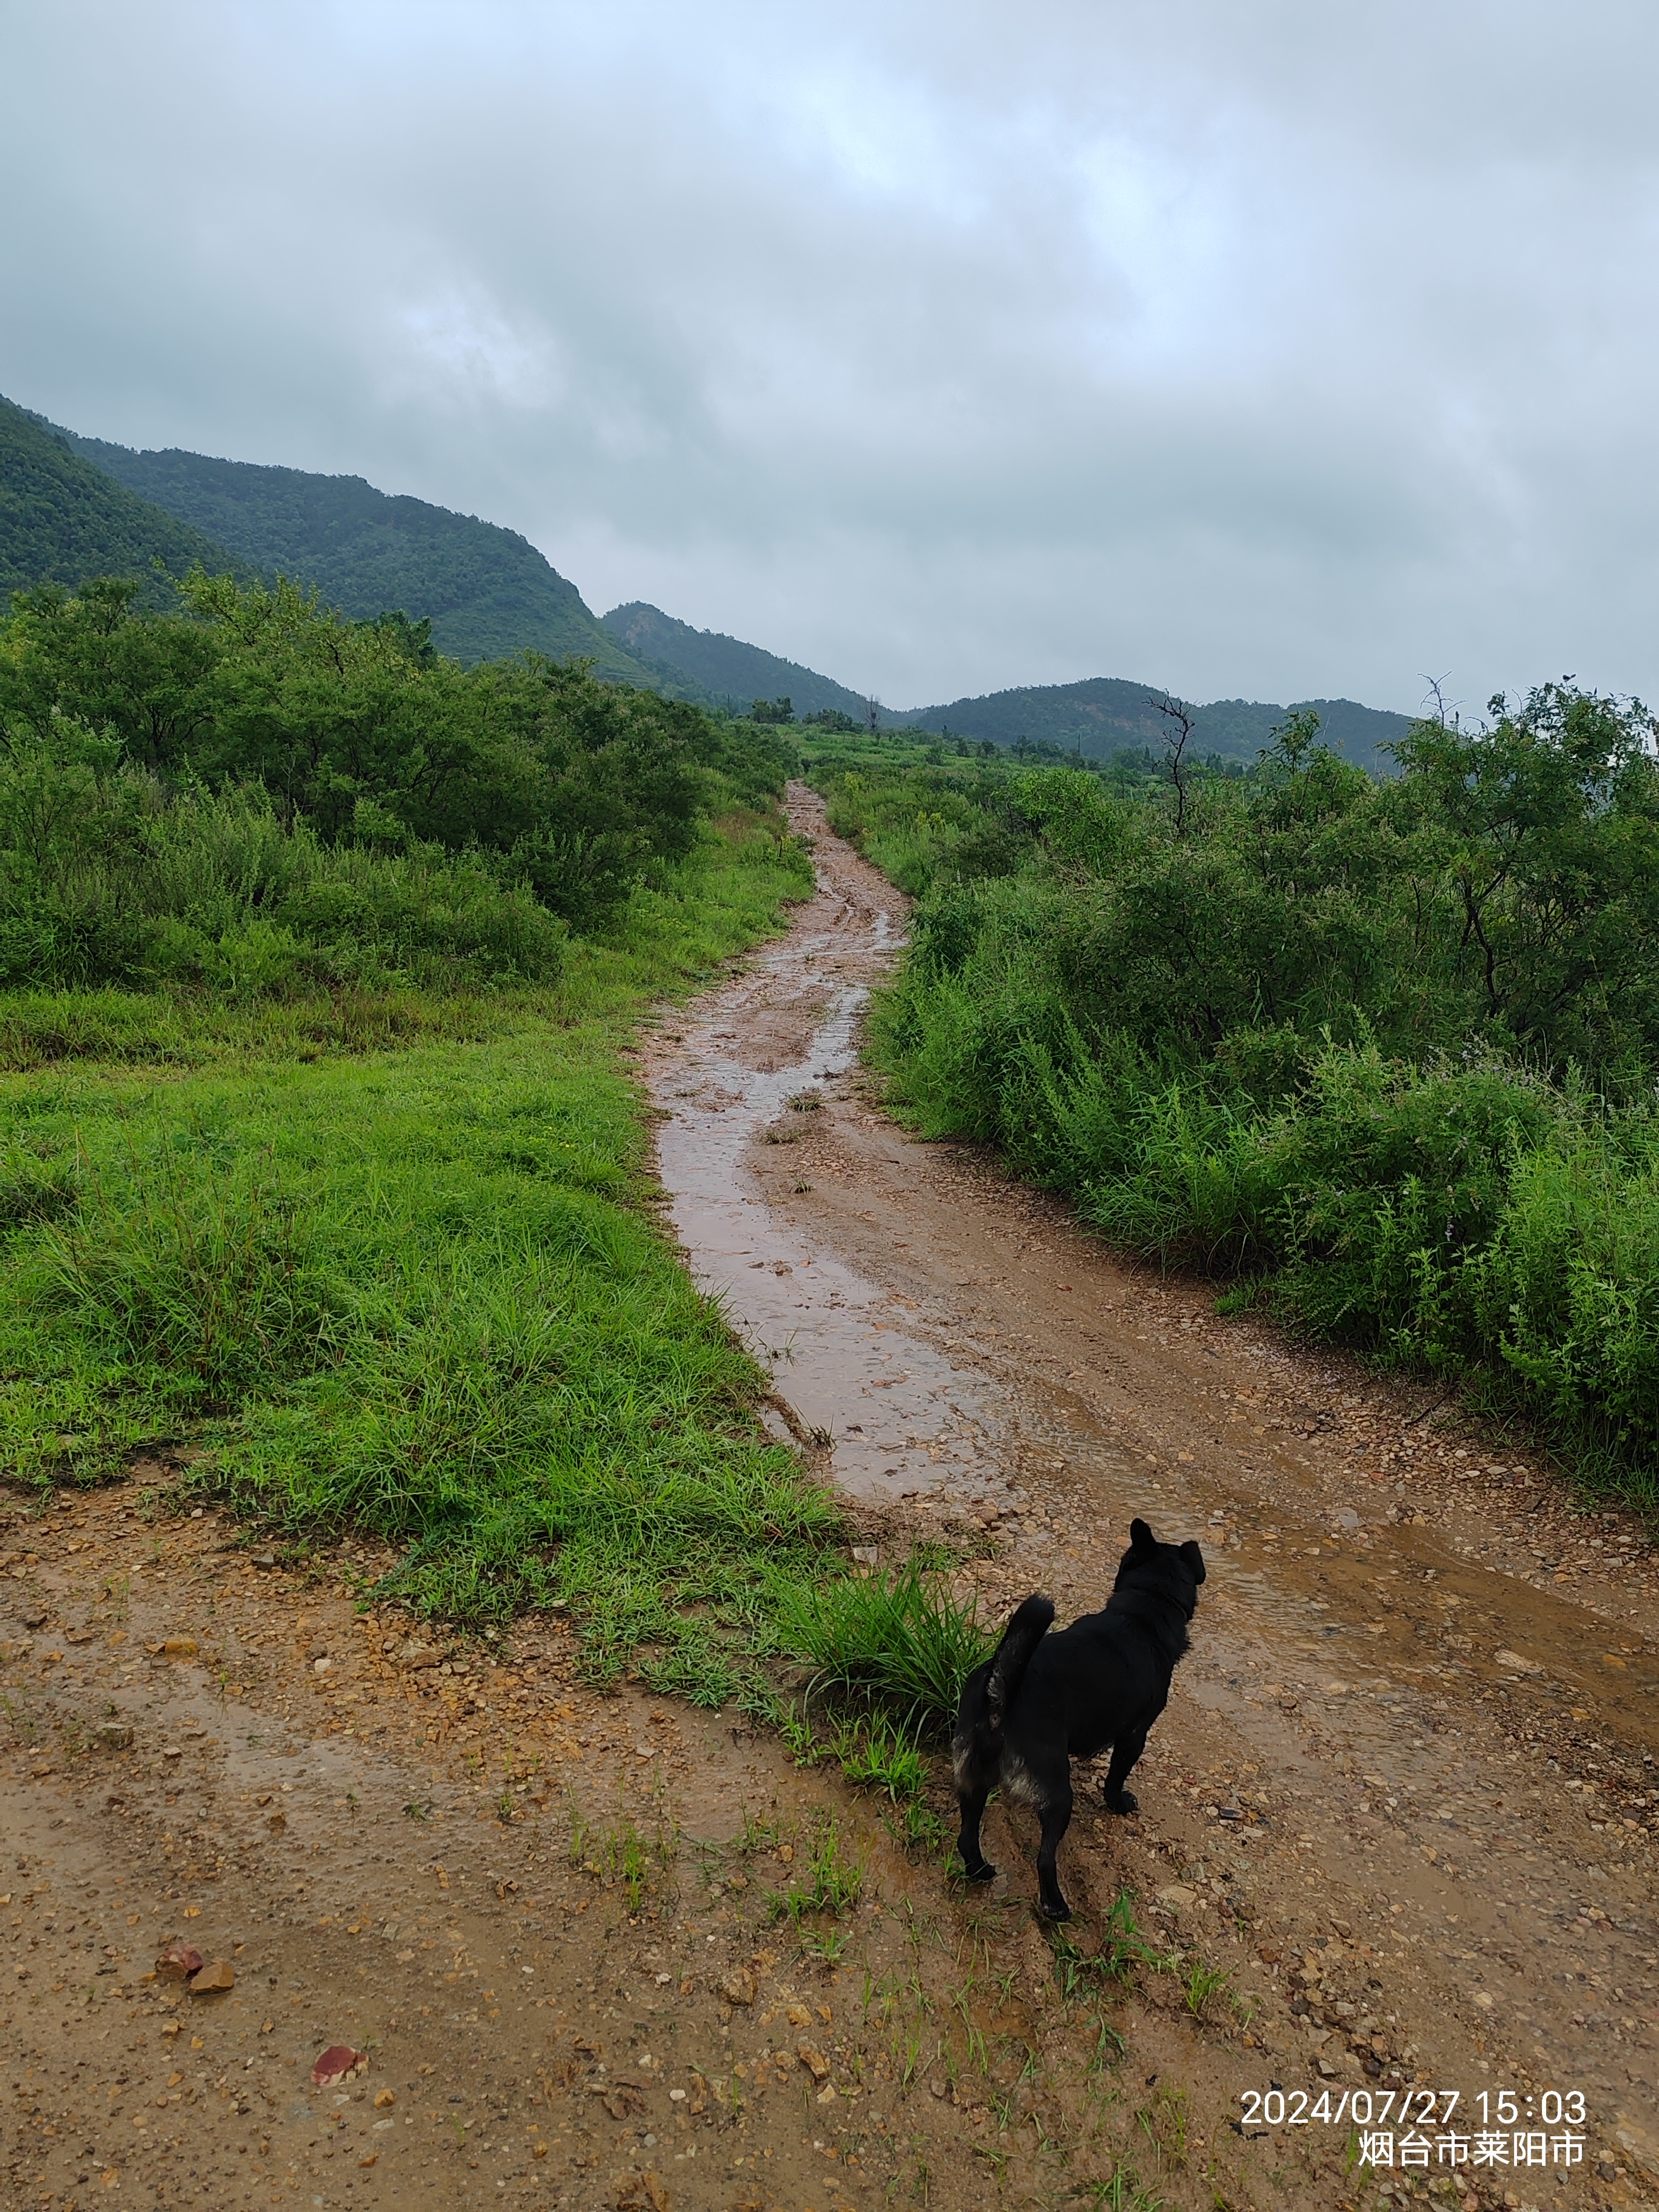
[[2, 786, 1655, 2212]]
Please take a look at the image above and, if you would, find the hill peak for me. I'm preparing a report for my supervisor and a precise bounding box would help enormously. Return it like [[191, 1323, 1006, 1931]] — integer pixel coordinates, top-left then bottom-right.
[[0, 393, 246, 604], [602, 602, 871, 721], [55, 429, 655, 680]]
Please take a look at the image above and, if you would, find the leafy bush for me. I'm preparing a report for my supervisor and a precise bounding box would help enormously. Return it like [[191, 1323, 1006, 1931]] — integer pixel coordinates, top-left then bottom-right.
[[0, 571, 798, 945], [0, 729, 565, 994]]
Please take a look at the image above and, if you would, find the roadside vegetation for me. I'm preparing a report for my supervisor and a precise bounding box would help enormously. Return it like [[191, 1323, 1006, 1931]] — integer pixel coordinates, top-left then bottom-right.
[[0, 571, 995, 1748], [805, 691, 1659, 1510]]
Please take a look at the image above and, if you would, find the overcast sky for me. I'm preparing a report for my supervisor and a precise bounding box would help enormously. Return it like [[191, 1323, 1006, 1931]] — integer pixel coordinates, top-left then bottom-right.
[[4, 1, 1656, 712]]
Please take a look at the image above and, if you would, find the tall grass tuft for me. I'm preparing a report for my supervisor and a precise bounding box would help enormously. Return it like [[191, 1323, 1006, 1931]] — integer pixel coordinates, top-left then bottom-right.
[[771, 1557, 994, 1730]]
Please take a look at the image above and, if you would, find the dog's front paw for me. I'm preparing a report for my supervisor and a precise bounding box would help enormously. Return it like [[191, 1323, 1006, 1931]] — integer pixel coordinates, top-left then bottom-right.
[[1038, 1896, 1073, 1923], [1102, 1786, 1139, 1816], [963, 1859, 997, 1884]]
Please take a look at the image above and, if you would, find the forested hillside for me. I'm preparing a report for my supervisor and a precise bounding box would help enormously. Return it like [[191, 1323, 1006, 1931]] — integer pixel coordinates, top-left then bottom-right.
[[601, 604, 1413, 768], [0, 395, 245, 607], [891, 675, 1412, 772], [602, 601, 873, 719], [5, 392, 1415, 765], [64, 429, 658, 680]]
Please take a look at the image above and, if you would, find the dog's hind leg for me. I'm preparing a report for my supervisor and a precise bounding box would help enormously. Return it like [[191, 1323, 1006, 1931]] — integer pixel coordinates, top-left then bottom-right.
[[1034, 1785, 1074, 1921], [956, 1786, 995, 1883], [1100, 1723, 1151, 1815]]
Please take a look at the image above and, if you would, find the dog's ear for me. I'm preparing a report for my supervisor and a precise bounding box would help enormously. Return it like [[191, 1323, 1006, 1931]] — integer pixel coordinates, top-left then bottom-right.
[[1129, 1518, 1156, 1550], [1180, 1539, 1207, 1583]]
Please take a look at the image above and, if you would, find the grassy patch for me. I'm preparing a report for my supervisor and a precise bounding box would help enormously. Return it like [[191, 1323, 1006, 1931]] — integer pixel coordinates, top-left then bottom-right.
[[767, 1813, 867, 1952], [0, 817, 851, 1688], [761, 1560, 994, 1845]]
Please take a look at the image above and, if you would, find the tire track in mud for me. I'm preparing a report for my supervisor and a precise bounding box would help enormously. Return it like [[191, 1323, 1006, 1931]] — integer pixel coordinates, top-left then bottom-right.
[[648, 784, 1659, 2198]]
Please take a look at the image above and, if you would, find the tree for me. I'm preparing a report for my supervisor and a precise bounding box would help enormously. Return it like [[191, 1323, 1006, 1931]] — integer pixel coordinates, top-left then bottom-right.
[[0, 571, 791, 940], [1149, 693, 1197, 836], [1392, 682, 1659, 1068]]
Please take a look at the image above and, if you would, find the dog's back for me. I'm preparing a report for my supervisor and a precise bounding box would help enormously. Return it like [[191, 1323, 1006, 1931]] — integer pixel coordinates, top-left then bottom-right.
[[1016, 1564, 1197, 1760]]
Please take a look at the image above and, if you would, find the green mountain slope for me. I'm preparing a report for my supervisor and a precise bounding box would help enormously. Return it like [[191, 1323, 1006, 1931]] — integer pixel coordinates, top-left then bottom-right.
[[892, 677, 1413, 771], [602, 602, 872, 720], [0, 394, 244, 606], [65, 432, 657, 682], [603, 602, 1410, 768], [13, 386, 1414, 759]]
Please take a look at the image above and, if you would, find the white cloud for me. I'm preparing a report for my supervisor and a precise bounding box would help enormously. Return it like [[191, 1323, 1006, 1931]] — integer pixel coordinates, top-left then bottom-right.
[[3, 0, 1658, 710]]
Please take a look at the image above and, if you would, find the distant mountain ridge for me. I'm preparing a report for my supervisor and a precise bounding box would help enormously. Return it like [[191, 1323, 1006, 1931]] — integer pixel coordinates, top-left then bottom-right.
[[1, 394, 1415, 764], [58, 430, 657, 683], [891, 676, 1413, 772], [602, 601, 1412, 770], [0, 395, 248, 606], [601, 601, 872, 720]]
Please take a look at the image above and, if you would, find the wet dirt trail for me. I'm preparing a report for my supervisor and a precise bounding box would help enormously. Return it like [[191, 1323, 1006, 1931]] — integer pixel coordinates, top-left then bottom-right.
[[4, 788, 1658, 2212], [646, 784, 1659, 2202]]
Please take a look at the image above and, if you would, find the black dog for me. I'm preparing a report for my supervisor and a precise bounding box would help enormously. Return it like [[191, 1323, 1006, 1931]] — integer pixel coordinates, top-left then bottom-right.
[[952, 1518, 1205, 1920]]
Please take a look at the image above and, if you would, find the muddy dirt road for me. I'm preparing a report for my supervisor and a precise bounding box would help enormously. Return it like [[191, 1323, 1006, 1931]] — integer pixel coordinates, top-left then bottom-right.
[[646, 785, 1659, 2199], [2, 786, 1656, 2212]]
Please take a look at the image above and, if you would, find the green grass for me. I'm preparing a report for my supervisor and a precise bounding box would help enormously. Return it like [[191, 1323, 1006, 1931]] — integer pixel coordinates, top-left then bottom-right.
[[770, 1556, 995, 1728], [1046, 1894, 1161, 1997], [765, 1559, 995, 1821], [0, 814, 853, 1687], [766, 1814, 866, 1925], [1078, 2169, 1165, 2212], [0, 795, 1009, 1761]]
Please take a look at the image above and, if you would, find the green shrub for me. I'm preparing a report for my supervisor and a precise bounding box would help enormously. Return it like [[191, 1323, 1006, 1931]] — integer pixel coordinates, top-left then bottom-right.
[[0, 571, 799, 946], [0, 740, 566, 994], [833, 687, 1659, 1506]]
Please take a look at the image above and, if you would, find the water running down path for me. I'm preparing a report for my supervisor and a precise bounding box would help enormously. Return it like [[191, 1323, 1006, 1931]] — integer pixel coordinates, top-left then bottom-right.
[[649, 809, 1005, 1503]]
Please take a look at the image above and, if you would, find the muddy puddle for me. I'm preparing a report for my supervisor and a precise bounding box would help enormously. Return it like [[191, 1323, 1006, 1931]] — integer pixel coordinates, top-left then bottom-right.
[[648, 830, 1007, 1504]]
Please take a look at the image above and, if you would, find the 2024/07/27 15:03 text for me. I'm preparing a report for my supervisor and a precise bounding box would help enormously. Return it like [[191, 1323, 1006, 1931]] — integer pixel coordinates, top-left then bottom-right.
[[1238, 2085, 1589, 2175]]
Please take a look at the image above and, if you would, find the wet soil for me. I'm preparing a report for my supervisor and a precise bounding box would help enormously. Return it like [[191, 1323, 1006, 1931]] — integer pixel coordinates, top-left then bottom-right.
[[644, 785, 1659, 2203], [3, 786, 1656, 2212]]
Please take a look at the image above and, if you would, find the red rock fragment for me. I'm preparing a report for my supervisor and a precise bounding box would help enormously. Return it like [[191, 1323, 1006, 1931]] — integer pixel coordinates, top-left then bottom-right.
[[156, 1943, 204, 1982], [312, 2044, 363, 2088]]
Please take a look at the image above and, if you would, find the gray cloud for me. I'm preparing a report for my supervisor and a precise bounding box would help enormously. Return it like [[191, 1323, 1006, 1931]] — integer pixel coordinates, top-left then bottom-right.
[[4, 0, 1656, 711]]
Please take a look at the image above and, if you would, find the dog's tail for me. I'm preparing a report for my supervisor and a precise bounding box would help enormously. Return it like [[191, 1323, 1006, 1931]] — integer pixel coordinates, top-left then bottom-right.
[[983, 1594, 1055, 1729]]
